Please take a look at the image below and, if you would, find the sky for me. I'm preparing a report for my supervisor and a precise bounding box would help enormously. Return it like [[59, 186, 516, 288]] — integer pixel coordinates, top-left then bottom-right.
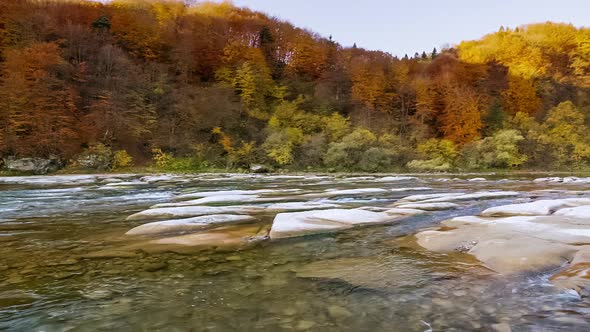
[[223, 0, 590, 57]]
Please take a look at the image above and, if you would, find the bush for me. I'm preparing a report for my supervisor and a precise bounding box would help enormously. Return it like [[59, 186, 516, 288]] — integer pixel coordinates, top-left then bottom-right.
[[151, 148, 173, 168], [112, 150, 134, 169], [75, 143, 113, 170], [407, 158, 453, 171], [359, 147, 391, 172], [407, 139, 457, 172], [481, 129, 526, 168], [324, 128, 377, 170], [298, 134, 327, 167]]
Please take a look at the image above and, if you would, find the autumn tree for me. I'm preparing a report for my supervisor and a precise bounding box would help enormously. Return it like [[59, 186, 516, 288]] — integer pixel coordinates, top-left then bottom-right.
[[440, 85, 483, 145], [0, 42, 80, 158]]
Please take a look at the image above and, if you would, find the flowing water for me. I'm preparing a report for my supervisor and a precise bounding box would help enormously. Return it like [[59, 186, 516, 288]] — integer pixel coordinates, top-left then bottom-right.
[[1, 173, 590, 331]]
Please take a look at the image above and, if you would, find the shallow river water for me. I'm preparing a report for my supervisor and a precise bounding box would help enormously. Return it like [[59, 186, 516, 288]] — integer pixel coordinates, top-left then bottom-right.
[[1, 173, 590, 331]]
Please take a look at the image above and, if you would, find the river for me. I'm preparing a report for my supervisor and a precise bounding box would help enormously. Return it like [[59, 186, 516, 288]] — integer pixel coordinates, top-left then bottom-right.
[[1, 173, 589, 331]]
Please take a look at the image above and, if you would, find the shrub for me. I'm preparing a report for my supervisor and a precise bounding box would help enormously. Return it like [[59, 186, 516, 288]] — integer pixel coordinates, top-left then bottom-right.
[[407, 139, 457, 171], [151, 148, 173, 168], [112, 150, 134, 169], [358, 147, 391, 172], [75, 143, 113, 170]]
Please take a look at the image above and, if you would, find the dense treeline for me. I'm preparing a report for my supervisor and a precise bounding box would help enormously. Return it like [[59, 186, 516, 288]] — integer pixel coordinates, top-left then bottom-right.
[[1, 0, 589, 172]]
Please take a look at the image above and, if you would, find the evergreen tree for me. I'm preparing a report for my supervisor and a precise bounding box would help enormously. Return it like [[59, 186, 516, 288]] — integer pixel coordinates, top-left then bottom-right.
[[483, 98, 507, 135]]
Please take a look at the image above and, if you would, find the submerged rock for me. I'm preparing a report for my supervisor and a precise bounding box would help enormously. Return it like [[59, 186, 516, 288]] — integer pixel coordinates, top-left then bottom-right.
[[146, 224, 270, 251], [264, 202, 341, 211], [126, 214, 256, 236], [143, 262, 168, 272], [153, 195, 261, 208], [295, 256, 430, 289], [269, 208, 398, 239], [176, 189, 277, 200], [396, 202, 459, 211], [418, 191, 519, 203], [305, 188, 389, 198], [397, 193, 466, 202]]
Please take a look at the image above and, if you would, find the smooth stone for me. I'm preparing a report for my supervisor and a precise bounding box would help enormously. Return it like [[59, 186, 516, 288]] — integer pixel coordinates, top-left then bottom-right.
[[144, 262, 168, 272], [327, 305, 352, 319], [491, 323, 512, 332], [269, 209, 398, 239], [53, 272, 82, 280], [397, 193, 466, 202], [396, 202, 459, 211], [126, 215, 256, 236], [296, 320, 316, 330], [136, 224, 270, 253], [554, 205, 590, 219], [81, 289, 113, 300], [419, 191, 519, 203], [127, 206, 264, 221], [481, 198, 590, 217], [415, 205, 590, 278], [264, 202, 341, 211], [152, 195, 261, 208]]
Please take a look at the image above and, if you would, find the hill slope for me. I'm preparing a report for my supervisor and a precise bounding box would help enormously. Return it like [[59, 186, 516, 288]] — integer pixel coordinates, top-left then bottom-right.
[[1, 0, 589, 171]]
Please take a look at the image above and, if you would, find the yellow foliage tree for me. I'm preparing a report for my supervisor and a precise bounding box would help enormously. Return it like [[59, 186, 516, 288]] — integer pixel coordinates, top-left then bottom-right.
[[501, 76, 541, 115], [441, 85, 483, 145]]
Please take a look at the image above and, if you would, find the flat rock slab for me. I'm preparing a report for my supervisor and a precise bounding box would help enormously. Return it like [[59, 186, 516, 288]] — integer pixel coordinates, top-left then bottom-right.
[[414, 198, 590, 295], [126, 214, 256, 236], [397, 193, 466, 203], [264, 202, 341, 211], [126, 205, 263, 221], [396, 202, 459, 211], [304, 188, 389, 198], [269, 209, 398, 239], [419, 191, 519, 203], [481, 198, 590, 217], [153, 195, 261, 207]]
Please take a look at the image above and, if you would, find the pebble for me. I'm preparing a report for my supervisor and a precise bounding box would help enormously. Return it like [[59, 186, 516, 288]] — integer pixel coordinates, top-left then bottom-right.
[[283, 307, 298, 316], [144, 262, 168, 272], [491, 323, 512, 332], [296, 320, 316, 330], [327, 305, 352, 319], [81, 289, 113, 300], [53, 272, 81, 280]]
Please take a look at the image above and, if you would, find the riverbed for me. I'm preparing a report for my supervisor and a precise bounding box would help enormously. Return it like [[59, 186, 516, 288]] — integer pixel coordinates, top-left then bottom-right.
[[1, 173, 589, 331]]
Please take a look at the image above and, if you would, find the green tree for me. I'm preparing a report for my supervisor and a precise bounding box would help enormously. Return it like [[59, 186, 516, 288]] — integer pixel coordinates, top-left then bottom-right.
[[538, 101, 590, 167]]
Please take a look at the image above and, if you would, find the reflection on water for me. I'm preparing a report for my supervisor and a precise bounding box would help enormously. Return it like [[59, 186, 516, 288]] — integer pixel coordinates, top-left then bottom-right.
[[1, 173, 590, 331]]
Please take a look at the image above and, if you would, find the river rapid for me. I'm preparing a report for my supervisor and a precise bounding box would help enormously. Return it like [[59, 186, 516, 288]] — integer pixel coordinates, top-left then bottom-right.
[[1, 173, 589, 331]]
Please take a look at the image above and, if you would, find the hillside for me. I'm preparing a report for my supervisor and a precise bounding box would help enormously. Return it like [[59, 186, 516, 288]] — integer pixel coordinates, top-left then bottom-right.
[[1, 0, 589, 172]]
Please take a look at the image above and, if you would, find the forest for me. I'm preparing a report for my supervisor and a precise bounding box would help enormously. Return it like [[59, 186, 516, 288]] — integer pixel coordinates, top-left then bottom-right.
[[1, 0, 590, 172]]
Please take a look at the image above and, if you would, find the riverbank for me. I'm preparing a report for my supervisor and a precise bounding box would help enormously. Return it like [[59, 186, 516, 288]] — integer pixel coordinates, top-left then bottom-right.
[[4, 167, 590, 178]]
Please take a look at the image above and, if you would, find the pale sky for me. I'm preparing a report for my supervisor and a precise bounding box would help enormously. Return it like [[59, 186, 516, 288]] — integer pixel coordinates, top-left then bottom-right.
[[223, 0, 590, 57]]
